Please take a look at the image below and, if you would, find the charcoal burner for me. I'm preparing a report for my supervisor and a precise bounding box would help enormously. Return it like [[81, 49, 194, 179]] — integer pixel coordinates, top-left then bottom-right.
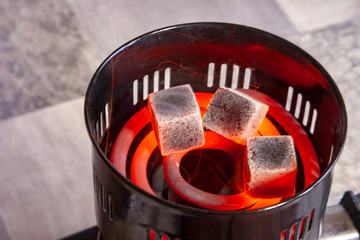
[[84, 23, 347, 240]]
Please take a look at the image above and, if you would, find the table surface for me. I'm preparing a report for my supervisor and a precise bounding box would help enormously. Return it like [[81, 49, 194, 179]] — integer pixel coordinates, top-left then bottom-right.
[[1, 0, 360, 239]]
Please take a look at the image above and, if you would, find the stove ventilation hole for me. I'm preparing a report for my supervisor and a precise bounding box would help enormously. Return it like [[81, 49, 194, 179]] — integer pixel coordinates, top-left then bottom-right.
[[219, 63, 228, 87], [104, 102, 110, 130], [93, 127, 97, 142], [329, 145, 334, 163], [308, 208, 315, 232], [302, 101, 311, 126], [231, 64, 240, 89], [285, 86, 294, 111], [292, 222, 302, 240], [101, 184, 106, 212], [95, 176, 101, 203], [294, 93, 303, 119], [243, 67, 252, 89], [96, 120, 100, 143], [298, 215, 309, 240], [133, 79, 139, 105], [108, 195, 114, 222], [207, 62, 215, 87], [161, 234, 170, 240], [147, 229, 179, 240], [148, 228, 156, 240], [309, 109, 318, 134], [100, 110, 105, 137], [164, 67, 171, 89], [143, 75, 149, 100], [154, 71, 160, 92]]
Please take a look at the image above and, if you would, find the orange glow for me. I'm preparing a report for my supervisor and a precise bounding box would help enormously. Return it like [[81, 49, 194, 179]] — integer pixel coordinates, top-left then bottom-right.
[[163, 131, 282, 211], [111, 90, 320, 211], [131, 131, 157, 194], [236, 89, 320, 187], [110, 107, 150, 176]]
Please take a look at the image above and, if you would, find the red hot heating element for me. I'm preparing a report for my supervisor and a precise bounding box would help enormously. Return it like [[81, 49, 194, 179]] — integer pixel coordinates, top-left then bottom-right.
[[110, 89, 320, 211]]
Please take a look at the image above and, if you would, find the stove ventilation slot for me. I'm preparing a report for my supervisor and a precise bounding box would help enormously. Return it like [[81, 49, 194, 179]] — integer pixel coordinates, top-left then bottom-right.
[[302, 101, 311, 126], [207, 62, 252, 89], [94, 103, 110, 143], [309, 109, 318, 134], [94, 122, 99, 143], [280, 208, 315, 240], [294, 93, 303, 119], [329, 145, 334, 163], [243, 67, 252, 89], [219, 63, 228, 87], [148, 229, 155, 240], [93, 172, 114, 222], [100, 110, 105, 137], [104, 102, 110, 129], [231, 64, 240, 89], [285, 86, 294, 111], [95, 120, 101, 143], [207, 62, 215, 87], [285, 86, 318, 134], [133, 79, 139, 105], [164, 67, 171, 89], [133, 67, 171, 105], [148, 228, 179, 240], [143, 75, 149, 100], [161, 234, 170, 240]]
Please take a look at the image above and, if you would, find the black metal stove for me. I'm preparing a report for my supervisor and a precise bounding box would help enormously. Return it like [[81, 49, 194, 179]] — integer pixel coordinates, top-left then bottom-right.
[[81, 23, 351, 239]]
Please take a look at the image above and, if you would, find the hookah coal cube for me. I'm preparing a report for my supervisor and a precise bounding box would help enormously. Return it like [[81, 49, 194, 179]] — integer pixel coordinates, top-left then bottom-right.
[[244, 135, 297, 198], [203, 87, 268, 144], [148, 84, 205, 156]]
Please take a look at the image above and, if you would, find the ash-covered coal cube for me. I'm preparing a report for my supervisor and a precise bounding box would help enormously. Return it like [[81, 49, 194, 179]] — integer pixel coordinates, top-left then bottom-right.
[[203, 87, 268, 144], [244, 136, 297, 198], [148, 84, 205, 156]]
